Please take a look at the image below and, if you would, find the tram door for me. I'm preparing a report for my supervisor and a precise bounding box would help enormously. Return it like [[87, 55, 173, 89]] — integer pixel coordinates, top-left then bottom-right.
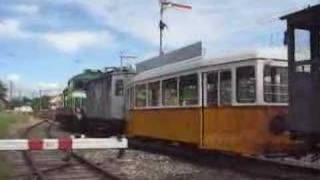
[[202, 70, 233, 147]]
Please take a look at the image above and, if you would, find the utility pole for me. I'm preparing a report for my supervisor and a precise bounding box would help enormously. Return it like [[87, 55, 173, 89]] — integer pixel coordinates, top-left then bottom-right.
[[158, 0, 192, 56], [39, 89, 42, 111], [18, 90, 22, 101], [159, 3, 165, 56], [120, 52, 137, 69]]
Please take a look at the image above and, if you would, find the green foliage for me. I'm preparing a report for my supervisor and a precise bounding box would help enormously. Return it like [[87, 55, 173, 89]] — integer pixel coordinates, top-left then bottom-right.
[[22, 97, 32, 105], [10, 98, 23, 107], [0, 80, 7, 100], [0, 112, 19, 137], [31, 96, 50, 111], [9, 96, 32, 108], [0, 112, 27, 179]]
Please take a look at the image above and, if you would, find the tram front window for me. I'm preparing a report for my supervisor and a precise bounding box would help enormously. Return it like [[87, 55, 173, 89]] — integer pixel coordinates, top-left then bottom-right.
[[162, 78, 178, 106], [135, 84, 147, 107], [264, 66, 288, 103], [236, 66, 256, 103], [148, 81, 160, 107], [220, 71, 232, 105], [207, 72, 218, 106], [179, 74, 198, 106]]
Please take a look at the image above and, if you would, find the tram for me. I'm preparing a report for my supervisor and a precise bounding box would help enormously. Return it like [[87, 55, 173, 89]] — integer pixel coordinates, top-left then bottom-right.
[[125, 43, 293, 156]]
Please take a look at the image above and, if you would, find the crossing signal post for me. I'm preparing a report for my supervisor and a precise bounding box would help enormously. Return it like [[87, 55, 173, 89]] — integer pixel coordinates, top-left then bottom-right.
[[159, 0, 192, 56]]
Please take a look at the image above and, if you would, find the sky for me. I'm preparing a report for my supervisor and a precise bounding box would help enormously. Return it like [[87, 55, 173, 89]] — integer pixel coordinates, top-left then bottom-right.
[[0, 0, 319, 97]]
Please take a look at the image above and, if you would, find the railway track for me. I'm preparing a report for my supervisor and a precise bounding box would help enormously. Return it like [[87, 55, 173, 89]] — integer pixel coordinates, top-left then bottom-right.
[[129, 139, 320, 180], [39, 110, 320, 179], [20, 118, 125, 180]]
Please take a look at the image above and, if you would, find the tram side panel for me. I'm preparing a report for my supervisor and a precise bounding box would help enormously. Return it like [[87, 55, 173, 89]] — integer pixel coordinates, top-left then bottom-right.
[[127, 107, 201, 144], [202, 106, 293, 156]]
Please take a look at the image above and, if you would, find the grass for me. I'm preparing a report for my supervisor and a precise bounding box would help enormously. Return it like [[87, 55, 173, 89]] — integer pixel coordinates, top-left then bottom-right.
[[0, 112, 29, 179], [0, 112, 20, 138]]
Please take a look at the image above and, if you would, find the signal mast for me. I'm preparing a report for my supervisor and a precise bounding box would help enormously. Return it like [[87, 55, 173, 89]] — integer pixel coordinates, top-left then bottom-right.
[[159, 0, 192, 56]]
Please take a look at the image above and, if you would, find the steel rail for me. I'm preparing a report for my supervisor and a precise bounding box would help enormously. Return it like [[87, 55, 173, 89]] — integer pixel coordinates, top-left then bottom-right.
[[46, 120, 123, 180], [21, 120, 49, 180]]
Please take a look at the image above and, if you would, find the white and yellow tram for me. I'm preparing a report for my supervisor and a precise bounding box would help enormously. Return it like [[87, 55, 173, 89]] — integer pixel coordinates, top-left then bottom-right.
[[125, 52, 294, 156]]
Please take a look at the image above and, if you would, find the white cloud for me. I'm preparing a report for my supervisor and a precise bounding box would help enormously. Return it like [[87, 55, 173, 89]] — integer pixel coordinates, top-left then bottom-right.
[[74, 0, 319, 56], [36, 82, 63, 96], [9, 4, 39, 15], [37, 82, 62, 90], [0, 19, 29, 38], [42, 31, 114, 53], [6, 73, 21, 82], [0, 19, 115, 54]]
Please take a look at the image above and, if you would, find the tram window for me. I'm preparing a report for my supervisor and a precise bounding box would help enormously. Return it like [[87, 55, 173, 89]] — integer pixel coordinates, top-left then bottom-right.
[[295, 29, 311, 61], [220, 71, 232, 105], [236, 66, 256, 103], [147, 81, 160, 107], [162, 78, 178, 106], [115, 79, 124, 96], [207, 72, 218, 106], [264, 66, 288, 103], [135, 84, 147, 107], [179, 74, 198, 106]]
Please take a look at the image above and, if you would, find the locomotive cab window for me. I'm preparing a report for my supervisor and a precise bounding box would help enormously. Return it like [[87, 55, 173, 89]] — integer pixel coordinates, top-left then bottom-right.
[[264, 66, 288, 103], [294, 29, 311, 62], [125, 88, 130, 109], [115, 79, 124, 96], [206, 72, 218, 106], [135, 84, 147, 107], [147, 81, 160, 107], [220, 70, 232, 105], [129, 87, 134, 109], [236, 66, 256, 103], [162, 78, 178, 106], [179, 74, 198, 106]]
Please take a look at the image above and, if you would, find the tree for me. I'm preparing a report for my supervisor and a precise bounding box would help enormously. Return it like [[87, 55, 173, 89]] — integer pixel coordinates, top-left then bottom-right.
[[22, 96, 32, 105], [10, 98, 23, 107], [31, 96, 50, 111], [9, 97, 32, 109], [0, 80, 7, 100]]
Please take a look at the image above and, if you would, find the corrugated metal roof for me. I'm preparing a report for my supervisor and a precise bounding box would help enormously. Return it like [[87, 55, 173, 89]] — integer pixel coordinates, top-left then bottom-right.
[[136, 41, 203, 72], [133, 52, 287, 82]]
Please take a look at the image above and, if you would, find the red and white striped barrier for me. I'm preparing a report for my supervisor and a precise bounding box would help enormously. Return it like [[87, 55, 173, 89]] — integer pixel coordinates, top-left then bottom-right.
[[0, 137, 127, 151]]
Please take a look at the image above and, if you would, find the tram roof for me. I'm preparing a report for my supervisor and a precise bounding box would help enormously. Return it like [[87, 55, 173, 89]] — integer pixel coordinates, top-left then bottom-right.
[[133, 51, 287, 83], [280, 4, 320, 28]]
